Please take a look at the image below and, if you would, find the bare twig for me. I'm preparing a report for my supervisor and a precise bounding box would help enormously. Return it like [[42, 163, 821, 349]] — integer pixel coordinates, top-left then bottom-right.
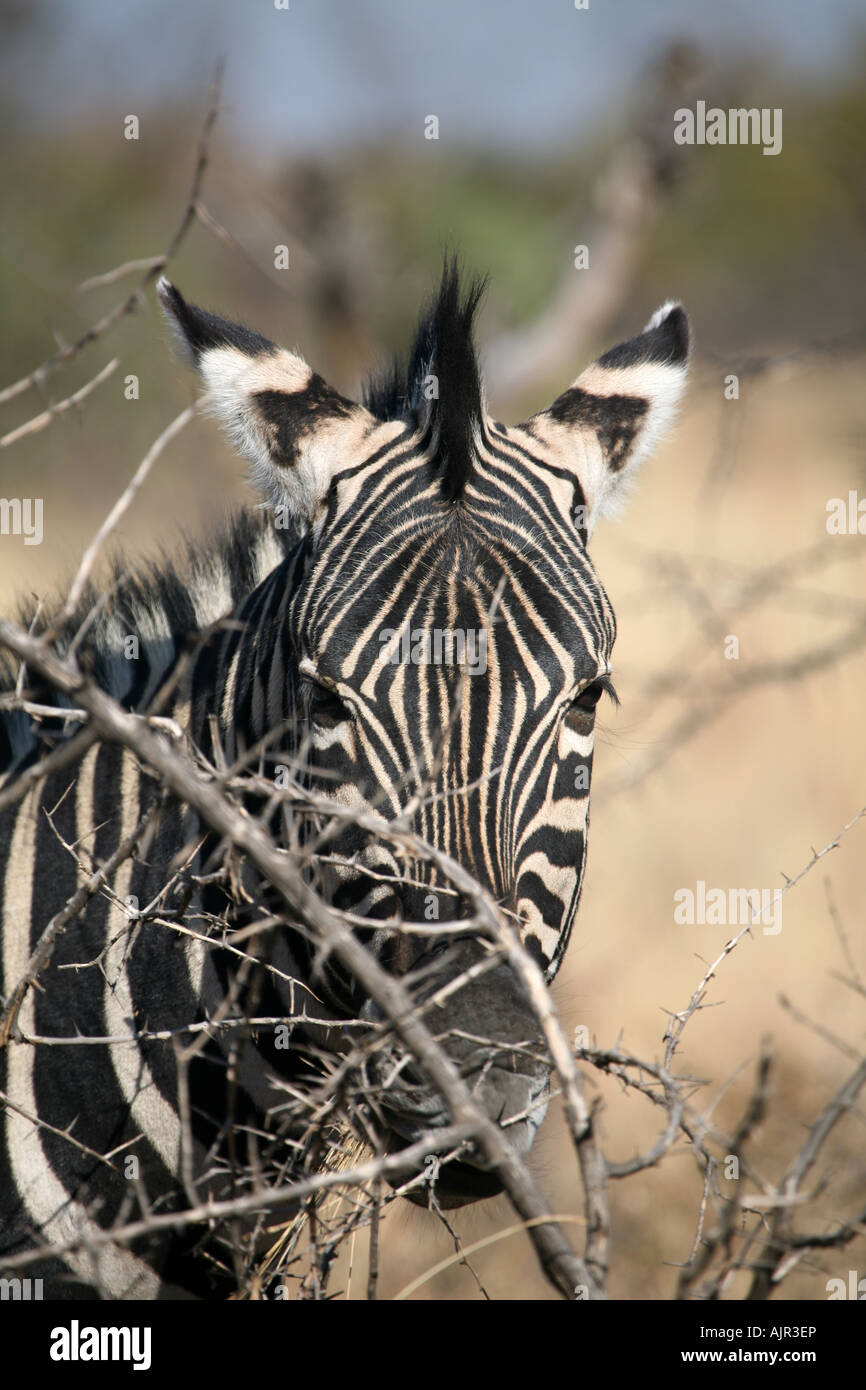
[[0, 359, 118, 449]]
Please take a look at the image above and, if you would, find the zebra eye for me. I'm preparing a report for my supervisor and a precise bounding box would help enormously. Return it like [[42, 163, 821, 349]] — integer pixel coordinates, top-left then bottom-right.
[[306, 680, 351, 727], [572, 680, 605, 713], [566, 675, 618, 722]]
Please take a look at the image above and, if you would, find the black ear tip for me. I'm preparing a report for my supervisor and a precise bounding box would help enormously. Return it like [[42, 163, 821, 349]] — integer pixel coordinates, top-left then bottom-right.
[[156, 281, 278, 367], [156, 276, 184, 315], [648, 301, 690, 364], [157, 277, 207, 367], [664, 304, 690, 362]]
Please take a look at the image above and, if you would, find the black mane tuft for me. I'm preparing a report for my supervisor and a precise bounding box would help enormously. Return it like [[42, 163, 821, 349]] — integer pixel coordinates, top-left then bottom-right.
[[364, 259, 487, 502]]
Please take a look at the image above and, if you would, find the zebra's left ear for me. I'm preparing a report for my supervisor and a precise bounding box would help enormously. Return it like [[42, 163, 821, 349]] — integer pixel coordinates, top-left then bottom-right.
[[157, 278, 380, 521], [519, 302, 690, 534]]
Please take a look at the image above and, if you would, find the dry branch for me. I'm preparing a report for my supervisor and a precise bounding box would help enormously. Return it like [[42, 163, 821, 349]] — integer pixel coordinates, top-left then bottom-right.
[[0, 358, 118, 449]]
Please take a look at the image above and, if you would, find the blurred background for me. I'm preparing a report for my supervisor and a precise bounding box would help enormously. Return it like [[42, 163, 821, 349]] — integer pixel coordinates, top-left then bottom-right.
[[1, 0, 864, 1300]]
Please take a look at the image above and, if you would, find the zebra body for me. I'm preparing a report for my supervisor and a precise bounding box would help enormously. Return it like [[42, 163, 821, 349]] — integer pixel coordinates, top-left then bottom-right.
[[0, 267, 689, 1297]]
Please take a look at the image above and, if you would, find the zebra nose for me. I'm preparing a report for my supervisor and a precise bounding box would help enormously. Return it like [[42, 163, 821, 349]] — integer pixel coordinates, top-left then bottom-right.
[[384, 1069, 550, 1207], [470, 1068, 549, 1154]]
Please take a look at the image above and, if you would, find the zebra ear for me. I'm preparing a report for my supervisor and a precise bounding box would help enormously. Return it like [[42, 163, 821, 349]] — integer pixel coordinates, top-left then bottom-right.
[[157, 278, 378, 521], [520, 302, 690, 534]]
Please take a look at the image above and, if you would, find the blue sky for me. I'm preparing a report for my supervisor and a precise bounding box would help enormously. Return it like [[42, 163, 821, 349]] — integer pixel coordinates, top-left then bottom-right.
[[10, 0, 866, 153]]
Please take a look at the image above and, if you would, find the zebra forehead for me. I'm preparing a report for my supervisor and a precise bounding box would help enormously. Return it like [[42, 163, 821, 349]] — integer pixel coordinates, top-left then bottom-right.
[[298, 533, 613, 693], [303, 497, 611, 608]]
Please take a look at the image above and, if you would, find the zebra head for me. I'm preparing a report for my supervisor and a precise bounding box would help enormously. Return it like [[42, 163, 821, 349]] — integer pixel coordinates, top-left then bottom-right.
[[159, 269, 689, 1206]]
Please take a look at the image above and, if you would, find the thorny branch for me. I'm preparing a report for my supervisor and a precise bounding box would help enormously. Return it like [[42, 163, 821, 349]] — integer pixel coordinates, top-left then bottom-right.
[[1, 605, 863, 1299], [0, 620, 603, 1301]]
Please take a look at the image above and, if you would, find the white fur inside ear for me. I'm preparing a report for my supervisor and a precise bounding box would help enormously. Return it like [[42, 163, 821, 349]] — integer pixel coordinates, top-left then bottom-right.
[[196, 343, 391, 522], [573, 433, 608, 538], [577, 352, 689, 523], [523, 329, 690, 537], [196, 344, 332, 519], [199, 344, 312, 415]]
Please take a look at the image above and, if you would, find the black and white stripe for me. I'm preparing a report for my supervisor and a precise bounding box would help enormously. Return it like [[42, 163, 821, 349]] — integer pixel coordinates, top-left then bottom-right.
[[0, 265, 689, 1297]]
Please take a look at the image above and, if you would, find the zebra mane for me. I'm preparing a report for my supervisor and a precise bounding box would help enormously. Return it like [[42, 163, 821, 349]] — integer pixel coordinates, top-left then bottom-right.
[[0, 508, 296, 710], [363, 259, 487, 502]]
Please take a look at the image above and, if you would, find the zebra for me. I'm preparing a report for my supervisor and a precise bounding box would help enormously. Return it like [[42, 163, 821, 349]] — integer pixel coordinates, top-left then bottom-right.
[[0, 264, 689, 1298]]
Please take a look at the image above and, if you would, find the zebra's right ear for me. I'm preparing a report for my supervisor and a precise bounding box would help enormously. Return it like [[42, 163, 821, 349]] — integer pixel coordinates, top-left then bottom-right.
[[517, 302, 690, 536], [157, 278, 380, 521]]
